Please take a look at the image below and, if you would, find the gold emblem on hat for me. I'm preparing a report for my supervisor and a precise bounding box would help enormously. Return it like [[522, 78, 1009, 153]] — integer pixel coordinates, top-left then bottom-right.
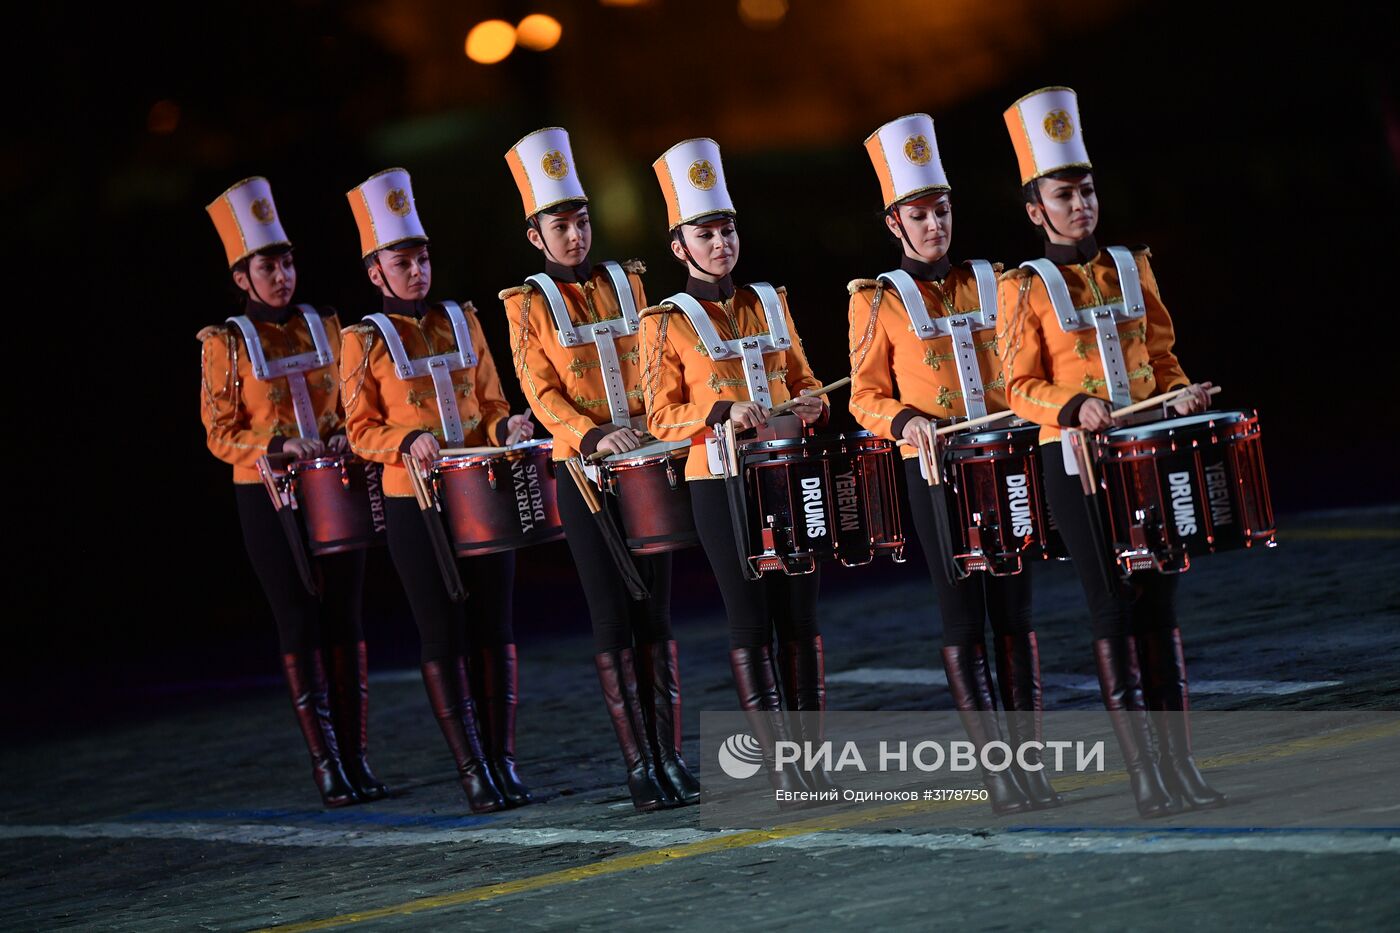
[[541, 150, 570, 181], [1043, 109, 1074, 143], [903, 135, 932, 166], [688, 159, 717, 191], [250, 198, 276, 224], [385, 188, 412, 217]]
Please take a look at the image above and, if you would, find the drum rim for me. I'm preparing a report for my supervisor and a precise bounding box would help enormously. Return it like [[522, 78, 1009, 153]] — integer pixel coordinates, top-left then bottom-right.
[[944, 422, 1041, 448], [602, 438, 692, 467], [289, 454, 355, 472], [740, 431, 895, 454], [1100, 408, 1252, 441], [434, 439, 556, 469]]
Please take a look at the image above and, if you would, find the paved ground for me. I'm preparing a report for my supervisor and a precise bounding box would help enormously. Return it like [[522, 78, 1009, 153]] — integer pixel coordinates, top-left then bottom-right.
[[3, 507, 1398, 931]]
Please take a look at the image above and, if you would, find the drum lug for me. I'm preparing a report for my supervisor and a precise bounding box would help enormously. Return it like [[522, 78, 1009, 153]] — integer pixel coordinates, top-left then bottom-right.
[[666, 458, 678, 489], [340, 460, 351, 488], [488, 462, 497, 490]]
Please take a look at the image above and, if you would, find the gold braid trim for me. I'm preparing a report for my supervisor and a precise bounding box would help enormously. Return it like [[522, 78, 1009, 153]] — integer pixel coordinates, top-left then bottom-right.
[[1012, 384, 1061, 410], [567, 346, 639, 376], [999, 275, 1036, 382], [574, 388, 644, 410], [707, 369, 788, 394], [936, 385, 962, 409], [512, 288, 585, 439], [642, 310, 671, 415], [848, 283, 885, 375], [339, 328, 376, 418], [923, 348, 953, 370]]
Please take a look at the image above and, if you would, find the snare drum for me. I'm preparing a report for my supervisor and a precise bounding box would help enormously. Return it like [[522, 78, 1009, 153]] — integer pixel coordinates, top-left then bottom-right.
[[287, 455, 387, 555], [739, 431, 904, 575], [431, 439, 565, 556], [600, 440, 698, 554], [942, 422, 1063, 575], [1094, 409, 1275, 574]]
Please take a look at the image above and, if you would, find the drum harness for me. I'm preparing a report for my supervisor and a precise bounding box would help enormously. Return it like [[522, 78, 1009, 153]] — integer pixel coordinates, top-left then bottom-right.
[[665, 283, 790, 580], [878, 262, 1001, 583], [363, 302, 478, 447], [1020, 246, 1149, 588], [227, 305, 336, 441]]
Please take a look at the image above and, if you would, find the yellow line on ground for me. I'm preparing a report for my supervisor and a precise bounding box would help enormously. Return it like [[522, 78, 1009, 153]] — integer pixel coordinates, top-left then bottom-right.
[[262, 720, 1399, 932]]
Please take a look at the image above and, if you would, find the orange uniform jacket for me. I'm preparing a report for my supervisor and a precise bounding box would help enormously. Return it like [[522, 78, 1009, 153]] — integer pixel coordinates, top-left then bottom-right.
[[847, 262, 1007, 458], [996, 245, 1188, 444], [502, 260, 648, 461], [199, 307, 345, 483], [640, 281, 822, 481], [340, 300, 511, 497]]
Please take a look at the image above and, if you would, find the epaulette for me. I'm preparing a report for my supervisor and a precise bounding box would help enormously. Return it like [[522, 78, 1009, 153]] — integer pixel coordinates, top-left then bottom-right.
[[1129, 244, 1152, 257], [498, 284, 532, 301], [773, 285, 787, 295], [847, 278, 879, 295], [998, 267, 1031, 283], [316, 305, 338, 318], [196, 323, 232, 343], [639, 302, 674, 318], [621, 259, 646, 275], [460, 300, 478, 314], [344, 322, 377, 336], [990, 262, 1005, 274]]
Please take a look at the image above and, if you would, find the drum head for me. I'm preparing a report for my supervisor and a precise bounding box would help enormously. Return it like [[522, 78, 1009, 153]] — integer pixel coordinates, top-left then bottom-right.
[[289, 454, 348, 473], [606, 439, 690, 465], [1103, 409, 1249, 442], [506, 439, 554, 459], [946, 422, 1040, 449]]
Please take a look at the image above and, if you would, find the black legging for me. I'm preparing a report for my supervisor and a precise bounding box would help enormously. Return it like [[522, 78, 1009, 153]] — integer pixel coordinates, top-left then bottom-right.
[[555, 471, 674, 652], [384, 496, 516, 663], [689, 479, 821, 649], [1042, 442, 1178, 639], [234, 484, 365, 655], [901, 458, 1033, 648]]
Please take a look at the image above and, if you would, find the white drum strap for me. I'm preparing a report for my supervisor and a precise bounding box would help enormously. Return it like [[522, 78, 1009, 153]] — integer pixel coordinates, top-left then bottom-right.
[[527, 261, 638, 427], [1020, 248, 1147, 409], [227, 305, 334, 439], [364, 301, 478, 445], [664, 283, 791, 410], [878, 262, 999, 419]]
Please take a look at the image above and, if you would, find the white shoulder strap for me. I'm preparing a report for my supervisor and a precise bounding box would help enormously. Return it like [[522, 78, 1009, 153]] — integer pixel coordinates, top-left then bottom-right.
[[743, 282, 792, 350]]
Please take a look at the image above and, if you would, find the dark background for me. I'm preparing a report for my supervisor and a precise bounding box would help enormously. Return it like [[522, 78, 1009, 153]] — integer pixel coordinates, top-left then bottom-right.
[[6, 0, 1397, 738]]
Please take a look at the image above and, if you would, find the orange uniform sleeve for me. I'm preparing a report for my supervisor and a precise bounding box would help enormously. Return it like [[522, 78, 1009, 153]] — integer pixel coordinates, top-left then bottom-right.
[[200, 327, 273, 467], [847, 284, 908, 439], [465, 309, 511, 443], [1135, 253, 1190, 392], [777, 291, 821, 397], [997, 273, 1083, 426], [506, 288, 600, 445], [641, 309, 710, 443], [339, 325, 412, 464]]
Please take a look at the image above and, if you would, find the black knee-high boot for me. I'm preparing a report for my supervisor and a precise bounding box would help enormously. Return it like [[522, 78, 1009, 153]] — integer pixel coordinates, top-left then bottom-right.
[[778, 635, 839, 795], [1137, 628, 1226, 810], [420, 659, 507, 813], [472, 644, 533, 807], [637, 641, 702, 805], [1093, 636, 1179, 818], [595, 649, 680, 811], [993, 633, 1062, 809], [328, 641, 389, 801], [281, 650, 359, 808], [730, 646, 811, 805], [942, 645, 1032, 815]]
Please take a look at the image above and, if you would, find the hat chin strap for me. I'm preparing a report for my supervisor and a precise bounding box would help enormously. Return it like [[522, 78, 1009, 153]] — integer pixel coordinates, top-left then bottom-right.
[[374, 256, 405, 301], [678, 236, 723, 279], [1029, 182, 1068, 240]]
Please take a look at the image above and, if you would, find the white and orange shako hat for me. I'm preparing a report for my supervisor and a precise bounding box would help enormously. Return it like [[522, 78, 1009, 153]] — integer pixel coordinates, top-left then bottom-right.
[[864, 113, 950, 210], [653, 138, 735, 230], [346, 167, 429, 258], [505, 127, 588, 219], [1004, 86, 1092, 186], [206, 176, 291, 268]]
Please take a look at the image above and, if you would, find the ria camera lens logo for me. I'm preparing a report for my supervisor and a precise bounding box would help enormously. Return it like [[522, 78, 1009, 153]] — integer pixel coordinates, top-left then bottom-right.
[[717, 733, 764, 780]]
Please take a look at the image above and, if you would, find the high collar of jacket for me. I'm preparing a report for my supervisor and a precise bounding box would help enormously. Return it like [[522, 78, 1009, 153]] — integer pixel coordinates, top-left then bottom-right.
[[243, 296, 297, 325], [685, 274, 736, 302], [1044, 235, 1099, 266], [545, 256, 593, 284], [382, 295, 431, 318], [899, 253, 952, 282]]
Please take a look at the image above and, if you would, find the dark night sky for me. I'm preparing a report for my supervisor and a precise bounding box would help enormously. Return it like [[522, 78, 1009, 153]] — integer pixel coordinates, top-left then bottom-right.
[[6, 0, 1398, 732]]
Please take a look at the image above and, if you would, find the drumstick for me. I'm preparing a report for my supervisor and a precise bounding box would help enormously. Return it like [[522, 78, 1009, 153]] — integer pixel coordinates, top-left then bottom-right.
[[1111, 385, 1221, 419], [933, 409, 1017, 437], [768, 377, 851, 416], [564, 459, 602, 511]]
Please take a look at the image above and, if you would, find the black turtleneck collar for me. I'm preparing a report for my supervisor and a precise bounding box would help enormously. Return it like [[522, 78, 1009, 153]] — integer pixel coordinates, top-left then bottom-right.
[[900, 253, 952, 282], [382, 295, 431, 318], [545, 256, 593, 284], [1045, 235, 1099, 266], [685, 274, 736, 302], [244, 296, 296, 325]]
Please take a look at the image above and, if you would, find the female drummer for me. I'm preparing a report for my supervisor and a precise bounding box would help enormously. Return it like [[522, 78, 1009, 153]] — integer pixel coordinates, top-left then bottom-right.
[[996, 87, 1224, 816], [340, 168, 536, 813], [639, 138, 830, 798], [847, 115, 1057, 814], [500, 128, 700, 811], [200, 177, 387, 808]]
